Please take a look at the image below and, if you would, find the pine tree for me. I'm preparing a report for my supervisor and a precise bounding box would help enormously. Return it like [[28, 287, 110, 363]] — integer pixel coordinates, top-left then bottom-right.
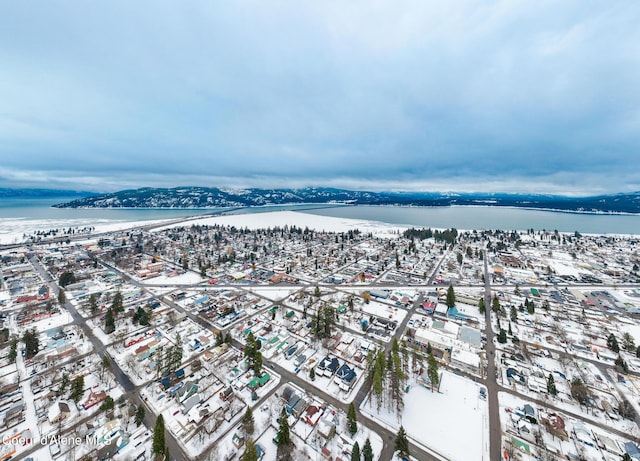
[[112, 291, 124, 314], [350, 441, 361, 461], [242, 406, 255, 437], [394, 425, 410, 460], [104, 307, 115, 334], [510, 305, 517, 322], [607, 333, 620, 353], [347, 402, 358, 436], [492, 295, 501, 312], [547, 373, 557, 396], [478, 297, 485, 314], [58, 372, 69, 396], [134, 405, 146, 426], [242, 438, 259, 461], [309, 367, 316, 381], [152, 414, 166, 456], [276, 406, 292, 460], [69, 376, 85, 402], [254, 351, 263, 376], [623, 332, 636, 351], [362, 438, 374, 461], [22, 329, 40, 359], [88, 293, 98, 315], [526, 299, 535, 314], [497, 328, 507, 344], [171, 333, 183, 370], [372, 349, 386, 410], [427, 352, 439, 392], [446, 285, 456, 308]]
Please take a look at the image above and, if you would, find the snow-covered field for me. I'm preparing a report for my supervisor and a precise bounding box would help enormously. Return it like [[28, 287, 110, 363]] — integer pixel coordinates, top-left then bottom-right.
[[0, 209, 404, 244], [153, 210, 406, 237], [361, 370, 489, 461], [0, 217, 175, 244]]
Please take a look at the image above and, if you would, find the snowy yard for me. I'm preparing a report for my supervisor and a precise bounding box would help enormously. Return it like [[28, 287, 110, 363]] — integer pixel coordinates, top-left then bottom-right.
[[361, 370, 489, 461]]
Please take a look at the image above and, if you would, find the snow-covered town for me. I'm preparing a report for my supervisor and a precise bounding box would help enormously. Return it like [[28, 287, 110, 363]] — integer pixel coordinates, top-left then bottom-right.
[[2, 210, 640, 461]]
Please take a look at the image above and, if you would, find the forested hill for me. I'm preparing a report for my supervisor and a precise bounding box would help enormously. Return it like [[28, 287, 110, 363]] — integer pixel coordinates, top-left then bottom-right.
[[0, 188, 92, 199], [52, 187, 640, 214]]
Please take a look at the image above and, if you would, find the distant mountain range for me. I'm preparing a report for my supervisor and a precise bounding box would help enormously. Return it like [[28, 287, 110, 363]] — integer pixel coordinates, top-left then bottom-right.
[[0, 188, 93, 199], [48, 186, 640, 214]]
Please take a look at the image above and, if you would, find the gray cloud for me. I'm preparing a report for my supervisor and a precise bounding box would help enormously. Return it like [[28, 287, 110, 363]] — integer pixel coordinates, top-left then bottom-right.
[[1, 1, 639, 193]]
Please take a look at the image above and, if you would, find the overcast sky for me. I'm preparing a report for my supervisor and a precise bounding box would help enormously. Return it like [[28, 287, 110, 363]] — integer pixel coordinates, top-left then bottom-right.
[[1, 1, 639, 195]]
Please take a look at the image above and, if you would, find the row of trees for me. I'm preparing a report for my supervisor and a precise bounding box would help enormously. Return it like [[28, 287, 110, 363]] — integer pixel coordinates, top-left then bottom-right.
[[244, 332, 264, 376], [607, 332, 637, 353], [58, 373, 85, 402], [311, 304, 336, 339], [157, 334, 184, 377], [7, 329, 40, 362], [403, 227, 458, 244], [104, 291, 124, 334], [368, 342, 406, 416]]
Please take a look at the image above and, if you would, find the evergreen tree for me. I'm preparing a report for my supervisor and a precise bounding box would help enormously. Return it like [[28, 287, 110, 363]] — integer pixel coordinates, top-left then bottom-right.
[[547, 373, 557, 396], [100, 396, 115, 412], [69, 375, 85, 402], [244, 332, 259, 368], [623, 332, 636, 351], [7, 338, 18, 363], [59, 372, 69, 395], [492, 296, 501, 313], [394, 426, 410, 460], [615, 355, 629, 373], [58, 289, 66, 304], [276, 406, 293, 460], [104, 307, 115, 334], [253, 351, 263, 376], [242, 406, 255, 437], [309, 367, 316, 381], [478, 297, 485, 314], [242, 439, 259, 461], [372, 349, 386, 410], [59, 271, 76, 287], [134, 405, 146, 426], [497, 328, 507, 344], [88, 293, 98, 315], [350, 441, 361, 461], [607, 333, 620, 353], [362, 438, 374, 461], [446, 285, 456, 308], [152, 414, 166, 456], [112, 291, 124, 314], [427, 352, 439, 392], [22, 329, 40, 359], [508, 322, 513, 336], [171, 334, 183, 370], [347, 402, 358, 436], [526, 299, 535, 314], [510, 305, 517, 322]]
